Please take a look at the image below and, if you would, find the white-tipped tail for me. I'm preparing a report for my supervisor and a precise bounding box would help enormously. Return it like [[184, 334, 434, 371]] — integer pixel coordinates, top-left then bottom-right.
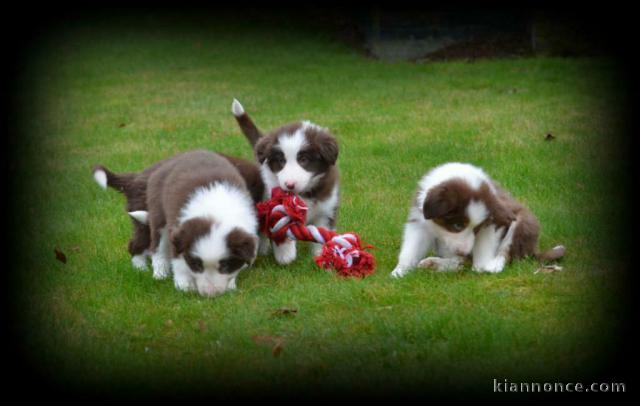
[[129, 210, 149, 224], [131, 254, 148, 270], [93, 169, 108, 190], [231, 98, 245, 117], [538, 244, 566, 262]]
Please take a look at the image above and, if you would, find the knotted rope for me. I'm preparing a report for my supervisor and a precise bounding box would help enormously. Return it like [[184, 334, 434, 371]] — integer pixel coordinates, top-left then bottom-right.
[[256, 187, 375, 278]]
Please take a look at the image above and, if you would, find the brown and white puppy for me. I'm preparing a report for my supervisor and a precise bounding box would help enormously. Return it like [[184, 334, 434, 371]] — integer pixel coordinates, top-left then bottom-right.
[[93, 153, 264, 272], [94, 151, 258, 297], [231, 99, 339, 264], [391, 162, 565, 277], [143, 150, 259, 296], [93, 157, 179, 270]]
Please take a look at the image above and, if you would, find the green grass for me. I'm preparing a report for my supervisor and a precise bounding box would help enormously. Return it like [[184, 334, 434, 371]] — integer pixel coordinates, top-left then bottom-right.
[[13, 14, 630, 397]]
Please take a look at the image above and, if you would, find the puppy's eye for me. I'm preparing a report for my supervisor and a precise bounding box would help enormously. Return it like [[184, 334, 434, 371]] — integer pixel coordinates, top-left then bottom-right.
[[298, 155, 309, 165], [219, 257, 246, 274], [451, 222, 465, 232], [185, 254, 204, 273], [269, 152, 285, 165]]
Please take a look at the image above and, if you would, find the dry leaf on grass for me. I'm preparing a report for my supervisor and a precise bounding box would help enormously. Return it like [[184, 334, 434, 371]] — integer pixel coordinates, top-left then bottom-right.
[[535, 265, 563, 274], [54, 248, 67, 264], [251, 335, 281, 345], [545, 133, 556, 141], [252, 335, 285, 357], [272, 308, 298, 317], [198, 320, 207, 332], [272, 342, 284, 357]]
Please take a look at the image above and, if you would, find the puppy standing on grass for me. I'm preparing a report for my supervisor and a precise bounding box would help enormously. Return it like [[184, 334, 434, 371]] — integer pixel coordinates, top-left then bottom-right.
[[231, 99, 340, 265], [93, 156, 181, 270], [143, 150, 259, 297], [95, 150, 259, 297], [93, 153, 264, 273], [391, 162, 565, 277]]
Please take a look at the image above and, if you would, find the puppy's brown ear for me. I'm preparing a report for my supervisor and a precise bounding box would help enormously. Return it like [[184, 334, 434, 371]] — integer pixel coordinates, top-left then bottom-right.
[[487, 199, 517, 228], [318, 134, 339, 165], [423, 185, 455, 220], [171, 227, 186, 256], [226, 228, 258, 264], [480, 183, 517, 228], [255, 137, 272, 164], [171, 218, 213, 256]]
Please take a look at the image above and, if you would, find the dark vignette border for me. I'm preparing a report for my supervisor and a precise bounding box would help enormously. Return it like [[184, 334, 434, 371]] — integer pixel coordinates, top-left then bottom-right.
[[4, 2, 636, 402]]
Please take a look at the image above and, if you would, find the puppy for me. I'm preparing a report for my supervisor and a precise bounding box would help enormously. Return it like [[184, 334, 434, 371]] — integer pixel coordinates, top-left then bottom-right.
[[93, 158, 174, 270], [391, 162, 565, 277], [93, 153, 263, 271], [138, 150, 259, 297], [231, 99, 339, 264]]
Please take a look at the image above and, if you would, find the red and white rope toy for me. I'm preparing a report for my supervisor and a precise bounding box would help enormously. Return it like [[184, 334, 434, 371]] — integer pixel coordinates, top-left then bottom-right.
[[256, 187, 375, 278]]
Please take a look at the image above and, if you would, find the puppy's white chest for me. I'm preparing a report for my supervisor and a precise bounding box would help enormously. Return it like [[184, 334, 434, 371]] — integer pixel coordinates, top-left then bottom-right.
[[302, 186, 339, 224], [301, 196, 324, 224]]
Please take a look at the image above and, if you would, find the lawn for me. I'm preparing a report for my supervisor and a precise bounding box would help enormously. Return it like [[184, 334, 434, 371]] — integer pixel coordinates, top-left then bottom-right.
[[11, 13, 631, 398]]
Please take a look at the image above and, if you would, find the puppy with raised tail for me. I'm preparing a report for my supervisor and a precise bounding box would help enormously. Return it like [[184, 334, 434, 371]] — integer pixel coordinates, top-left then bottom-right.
[[391, 162, 565, 277], [93, 158, 175, 270], [231, 99, 340, 265], [93, 153, 264, 273], [95, 151, 259, 297]]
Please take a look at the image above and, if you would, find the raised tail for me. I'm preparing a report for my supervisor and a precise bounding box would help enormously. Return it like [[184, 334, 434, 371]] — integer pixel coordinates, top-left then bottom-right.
[[536, 245, 566, 262], [128, 210, 149, 224], [231, 98, 263, 147], [92, 165, 137, 193]]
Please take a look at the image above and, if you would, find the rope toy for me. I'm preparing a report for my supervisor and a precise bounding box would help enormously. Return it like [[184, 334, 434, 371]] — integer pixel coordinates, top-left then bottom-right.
[[256, 187, 375, 278]]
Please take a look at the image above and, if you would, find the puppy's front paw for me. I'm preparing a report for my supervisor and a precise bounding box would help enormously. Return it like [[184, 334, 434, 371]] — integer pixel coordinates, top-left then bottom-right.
[[391, 266, 409, 278], [151, 255, 172, 280], [476, 257, 506, 273], [174, 274, 195, 292], [274, 240, 296, 265], [131, 254, 148, 271], [418, 256, 462, 272], [418, 257, 441, 269]]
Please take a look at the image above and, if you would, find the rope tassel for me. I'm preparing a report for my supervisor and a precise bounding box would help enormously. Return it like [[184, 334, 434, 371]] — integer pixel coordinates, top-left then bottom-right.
[[256, 187, 375, 278]]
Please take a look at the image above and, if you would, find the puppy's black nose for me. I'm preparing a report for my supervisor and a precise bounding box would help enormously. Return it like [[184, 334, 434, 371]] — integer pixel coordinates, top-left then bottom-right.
[[285, 181, 296, 190]]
